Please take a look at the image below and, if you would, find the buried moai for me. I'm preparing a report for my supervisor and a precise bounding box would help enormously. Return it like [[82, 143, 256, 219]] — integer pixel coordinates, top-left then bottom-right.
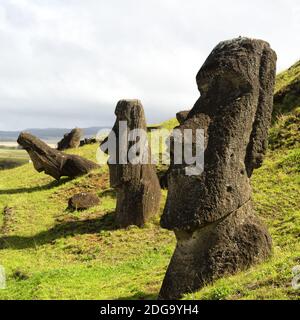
[[57, 128, 83, 151], [159, 38, 277, 300], [100, 99, 161, 227]]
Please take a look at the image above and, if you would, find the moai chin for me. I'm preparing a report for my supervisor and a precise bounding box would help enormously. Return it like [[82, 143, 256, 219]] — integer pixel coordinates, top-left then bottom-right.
[[101, 99, 161, 228], [159, 38, 277, 300]]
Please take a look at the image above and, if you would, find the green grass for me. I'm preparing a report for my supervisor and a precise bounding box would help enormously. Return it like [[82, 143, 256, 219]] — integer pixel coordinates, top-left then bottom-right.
[[1, 94, 300, 300], [273, 60, 300, 118], [269, 107, 300, 150], [149, 118, 179, 132], [275, 60, 300, 94], [0, 144, 175, 299], [156, 118, 179, 131], [0, 141, 299, 300], [0, 148, 29, 170]]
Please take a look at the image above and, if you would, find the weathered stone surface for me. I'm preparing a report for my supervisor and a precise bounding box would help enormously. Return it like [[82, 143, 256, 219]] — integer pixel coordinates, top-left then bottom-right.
[[158, 169, 169, 189], [57, 128, 83, 150], [100, 99, 161, 227], [18, 132, 98, 180], [159, 38, 277, 300], [176, 110, 190, 125], [68, 192, 100, 210]]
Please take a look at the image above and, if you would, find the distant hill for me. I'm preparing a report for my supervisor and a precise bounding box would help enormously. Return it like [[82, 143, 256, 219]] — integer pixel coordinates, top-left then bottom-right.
[[0, 126, 107, 142]]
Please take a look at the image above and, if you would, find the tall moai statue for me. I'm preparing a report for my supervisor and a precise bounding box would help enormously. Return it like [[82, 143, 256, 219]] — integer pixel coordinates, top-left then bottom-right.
[[159, 38, 277, 300], [100, 99, 161, 227]]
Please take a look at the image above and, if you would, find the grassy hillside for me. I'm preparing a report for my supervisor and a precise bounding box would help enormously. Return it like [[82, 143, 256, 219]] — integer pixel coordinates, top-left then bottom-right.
[[0, 144, 175, 299], [275, 61, 300, 93], [0, 148, 29, 170], [0, 132, 299, 300], [273, 60, 300, 117], [269, 107, 300, 150]]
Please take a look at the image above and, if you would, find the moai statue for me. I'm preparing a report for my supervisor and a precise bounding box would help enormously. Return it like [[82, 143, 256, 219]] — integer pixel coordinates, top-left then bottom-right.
[[57, 128, 83, 150], [18, 132, 98, 180], [159, 38, 277, 300], [100, 99, 161, 227]]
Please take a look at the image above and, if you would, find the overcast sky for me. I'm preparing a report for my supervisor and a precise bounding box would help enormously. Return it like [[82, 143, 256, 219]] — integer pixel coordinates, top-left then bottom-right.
[[0, 0, 299, 131]]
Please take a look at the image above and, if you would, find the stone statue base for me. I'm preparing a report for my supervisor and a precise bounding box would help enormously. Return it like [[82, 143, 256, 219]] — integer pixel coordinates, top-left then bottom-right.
[[159, 201, 272, 300]]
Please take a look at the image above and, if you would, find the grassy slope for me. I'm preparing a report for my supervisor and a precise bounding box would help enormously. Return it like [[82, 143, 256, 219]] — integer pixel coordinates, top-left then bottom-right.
[[0, 148, 29, 170], [273, 60, 300, 117], [275, 61, 300, 93], [269, 107, 300, 150], [0, 133, 299, 300], [0, 145, 175, 299]]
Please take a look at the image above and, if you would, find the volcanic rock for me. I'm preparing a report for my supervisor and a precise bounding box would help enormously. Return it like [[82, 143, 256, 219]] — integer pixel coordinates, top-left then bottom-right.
[[100, 99, 161, 227], [159, 37, 277, 299]]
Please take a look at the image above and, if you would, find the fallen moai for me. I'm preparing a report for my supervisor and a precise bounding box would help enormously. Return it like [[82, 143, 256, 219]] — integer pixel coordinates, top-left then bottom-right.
[[57, 128, 83, 150], [100, 99, 161, 227], [18, 132, 98, 180], [159, 38, 277, 299]]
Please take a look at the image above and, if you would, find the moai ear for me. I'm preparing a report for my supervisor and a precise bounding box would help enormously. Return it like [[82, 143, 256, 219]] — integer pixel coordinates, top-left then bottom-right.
[[245, 46, 277, 177]]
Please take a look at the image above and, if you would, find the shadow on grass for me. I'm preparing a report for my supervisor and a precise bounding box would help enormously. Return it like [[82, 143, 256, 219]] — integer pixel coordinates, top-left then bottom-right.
[[0, 211, 117, 250], [0, 177, 73, 195]]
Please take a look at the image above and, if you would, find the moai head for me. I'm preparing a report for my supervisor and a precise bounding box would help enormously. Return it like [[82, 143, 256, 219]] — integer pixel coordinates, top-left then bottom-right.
[[18, 132, 56, 173], [57, 128, 83, 150], [100, 99, 149, 189], [114, 99, 147, 131], [100, 99, 161, 227], [161, 38, 277, 232]]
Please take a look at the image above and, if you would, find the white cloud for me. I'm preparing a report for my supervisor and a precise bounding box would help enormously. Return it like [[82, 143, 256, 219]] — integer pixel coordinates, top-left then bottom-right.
[[0, 0, 299, 130]]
